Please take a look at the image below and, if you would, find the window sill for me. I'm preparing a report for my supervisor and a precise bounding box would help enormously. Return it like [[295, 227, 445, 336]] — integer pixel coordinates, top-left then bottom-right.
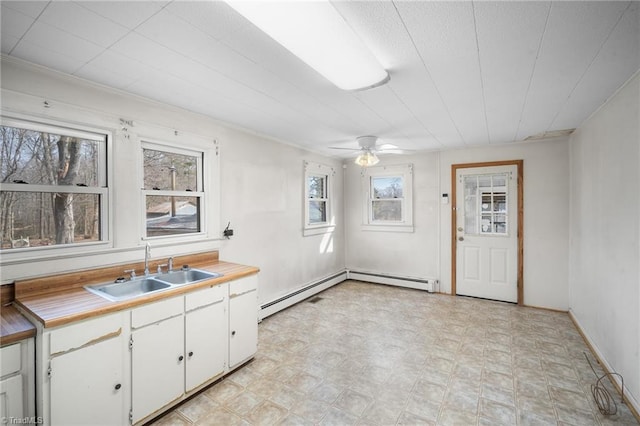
[[361, 224, 414, 233], [303, 225, 335, 237]]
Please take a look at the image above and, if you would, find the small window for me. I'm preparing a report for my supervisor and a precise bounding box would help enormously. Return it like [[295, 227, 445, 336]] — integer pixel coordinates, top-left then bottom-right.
[[362, 164, 413, 232], [142, 144, 204, 238], [0, 118, 109, 251], [304, 161, 334, 236], [463, 173, 509, 235]]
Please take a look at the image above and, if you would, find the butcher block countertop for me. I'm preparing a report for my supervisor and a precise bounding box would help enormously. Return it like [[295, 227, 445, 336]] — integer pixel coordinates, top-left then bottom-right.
[[12, 251, 259, 329]]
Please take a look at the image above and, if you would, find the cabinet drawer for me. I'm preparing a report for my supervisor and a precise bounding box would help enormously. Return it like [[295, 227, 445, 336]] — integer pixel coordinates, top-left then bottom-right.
[[49, 312, 122, 356], [185, 283, 227, 312], [131, 296, 183, 329], [229, 275, 258, 298], [1, 343, 22, 377]]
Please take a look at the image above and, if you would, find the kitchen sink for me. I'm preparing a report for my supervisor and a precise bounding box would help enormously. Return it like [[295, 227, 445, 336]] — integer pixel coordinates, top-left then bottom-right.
[[155, 269, 222, 285], [85, 268, 222, 302], [85, 278, 171, 302]]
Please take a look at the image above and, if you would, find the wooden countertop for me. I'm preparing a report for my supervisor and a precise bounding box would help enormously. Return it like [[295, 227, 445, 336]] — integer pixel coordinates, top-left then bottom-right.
[[1, 303, 37, 346], [14, 255, 259, 329]]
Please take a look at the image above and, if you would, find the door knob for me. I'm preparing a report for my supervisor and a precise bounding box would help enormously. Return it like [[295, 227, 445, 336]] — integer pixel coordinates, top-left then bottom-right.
[[457, 227, 463, 232], [458, 236, 464, 241]]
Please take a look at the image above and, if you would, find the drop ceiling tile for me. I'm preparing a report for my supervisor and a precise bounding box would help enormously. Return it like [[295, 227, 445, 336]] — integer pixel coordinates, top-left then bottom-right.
[[10, 39, 87, 75], [75, 1, 169, 30], [1, 1, 48, 19], [474, 1, 550, 144], [551, 2, 640, 130], [37, 2, 129, 48], [516, 1, 630, 140], [109, 31, 183, 70], [18, 21, 104, 65], [394, 1, 488, 145], [75, 50, 154, 90], [1, 4, 36, 41], [1, 34, 19, 54]]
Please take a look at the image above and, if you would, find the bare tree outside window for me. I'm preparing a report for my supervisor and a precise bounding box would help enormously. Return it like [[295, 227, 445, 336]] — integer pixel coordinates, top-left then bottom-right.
[[0, 123, 106, 250], [371, 176, 403, 221]]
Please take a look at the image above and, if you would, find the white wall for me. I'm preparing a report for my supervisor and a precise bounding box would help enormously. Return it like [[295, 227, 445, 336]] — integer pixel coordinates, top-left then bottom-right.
[[344, 153, 440, 281], [439, 140, 571, 310], [0, 58, 345, 306], [344, 140, 570, 310], [569, 72, 640, 409]]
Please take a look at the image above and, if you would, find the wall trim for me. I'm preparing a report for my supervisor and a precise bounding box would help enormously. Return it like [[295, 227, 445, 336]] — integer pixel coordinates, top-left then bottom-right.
[[569, 310, 640, 421]]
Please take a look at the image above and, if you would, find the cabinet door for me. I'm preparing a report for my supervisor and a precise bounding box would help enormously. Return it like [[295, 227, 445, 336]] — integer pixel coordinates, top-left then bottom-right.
[[185, 299, 227, 392], [49, 334, 126, 426], [0, 375, 23, 421], [131, 315, 184, 424], [229, 276, 258, 368]]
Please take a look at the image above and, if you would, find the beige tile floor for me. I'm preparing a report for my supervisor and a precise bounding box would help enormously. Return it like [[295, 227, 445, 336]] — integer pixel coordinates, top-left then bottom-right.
[[151, 280, 638, 425]]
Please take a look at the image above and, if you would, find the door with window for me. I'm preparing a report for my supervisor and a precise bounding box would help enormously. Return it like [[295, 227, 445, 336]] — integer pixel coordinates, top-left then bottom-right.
[[453, 162, 522, 303]]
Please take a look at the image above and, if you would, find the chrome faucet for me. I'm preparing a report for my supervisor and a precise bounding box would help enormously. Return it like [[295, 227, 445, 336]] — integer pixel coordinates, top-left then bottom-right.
[[168, 256, 174, 272], [144, 243, 151, 276]]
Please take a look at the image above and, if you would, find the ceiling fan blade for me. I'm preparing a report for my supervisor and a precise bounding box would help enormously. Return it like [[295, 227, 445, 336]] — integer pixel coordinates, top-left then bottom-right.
[[376, 149, 414, 154], [329, 146, 361, 151]]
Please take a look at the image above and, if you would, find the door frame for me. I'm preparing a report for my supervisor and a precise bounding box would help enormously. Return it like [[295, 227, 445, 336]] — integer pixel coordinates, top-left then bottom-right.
[[451, 160, 524, 305]]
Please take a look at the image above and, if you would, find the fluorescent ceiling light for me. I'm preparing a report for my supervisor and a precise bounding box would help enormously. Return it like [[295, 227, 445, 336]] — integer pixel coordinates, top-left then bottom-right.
[[226, 0, 389, 91]]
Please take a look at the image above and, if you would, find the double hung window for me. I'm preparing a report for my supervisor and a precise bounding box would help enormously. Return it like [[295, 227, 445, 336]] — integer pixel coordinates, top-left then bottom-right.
[[142, 144, 204, 238], [304, 161, 334, 236], [362, 164, 413, 232], [0, 118, 108, 251]]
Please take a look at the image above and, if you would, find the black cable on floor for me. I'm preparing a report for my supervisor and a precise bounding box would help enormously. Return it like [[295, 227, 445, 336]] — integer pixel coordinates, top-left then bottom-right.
[[583, 352, 624, 415]]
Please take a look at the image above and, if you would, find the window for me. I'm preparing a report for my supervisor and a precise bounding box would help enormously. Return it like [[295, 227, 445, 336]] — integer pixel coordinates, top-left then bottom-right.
[[142, 143, 204, 238], [304, 161, 334, 236], [362, 164, 413, 232], [0, 118, 108, 251], [463, 173, 509, 235]]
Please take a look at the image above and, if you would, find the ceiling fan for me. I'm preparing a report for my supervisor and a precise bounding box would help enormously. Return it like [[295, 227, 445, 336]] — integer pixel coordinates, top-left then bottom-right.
[[329, 136, 410, 166]]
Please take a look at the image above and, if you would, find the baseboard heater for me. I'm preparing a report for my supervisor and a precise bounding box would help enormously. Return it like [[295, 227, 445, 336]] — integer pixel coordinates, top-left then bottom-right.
[[260, 270, 347, 320], [347, 270, 438, 293]]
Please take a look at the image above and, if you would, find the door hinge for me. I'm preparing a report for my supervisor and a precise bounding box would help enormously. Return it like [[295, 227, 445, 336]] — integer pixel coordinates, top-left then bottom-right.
[[129, 335, 133, 350], [47, 365, 52, 378], [129, 408, 133, 423]]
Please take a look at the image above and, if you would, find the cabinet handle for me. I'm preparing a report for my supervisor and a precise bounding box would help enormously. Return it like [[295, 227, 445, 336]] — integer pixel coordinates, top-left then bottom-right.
[[188, 351, 194, 357], [231, 330, 236, 336], [178, 355, 184, 362], [115, 384, 122, 390]]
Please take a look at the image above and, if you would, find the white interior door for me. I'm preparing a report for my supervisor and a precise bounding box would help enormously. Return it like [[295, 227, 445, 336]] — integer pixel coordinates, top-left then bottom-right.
[[455, 165, 518, 303]]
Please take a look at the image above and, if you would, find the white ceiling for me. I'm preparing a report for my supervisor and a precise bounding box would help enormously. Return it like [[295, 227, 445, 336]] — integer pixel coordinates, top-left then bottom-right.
[[1, 1, 639, 156]]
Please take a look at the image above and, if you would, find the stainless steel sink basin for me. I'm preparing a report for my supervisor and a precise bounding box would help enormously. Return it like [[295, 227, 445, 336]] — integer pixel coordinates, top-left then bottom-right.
[[85, 278, 171, 302], [155, 269, 221, 285]]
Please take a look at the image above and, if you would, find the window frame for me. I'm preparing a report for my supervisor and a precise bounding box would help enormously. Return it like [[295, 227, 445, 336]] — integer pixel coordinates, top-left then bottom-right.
[[303, 161, 335, 236], [0, 115, 112, 255], [141, 141, 206, 241], [361, 163, 413, 233]]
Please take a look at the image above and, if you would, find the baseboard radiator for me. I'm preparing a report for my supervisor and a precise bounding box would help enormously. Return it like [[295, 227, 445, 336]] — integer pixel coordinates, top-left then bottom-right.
[[260, 271, 348, 320], [259, 270, 439, 320], [347, 270, 439, 293]]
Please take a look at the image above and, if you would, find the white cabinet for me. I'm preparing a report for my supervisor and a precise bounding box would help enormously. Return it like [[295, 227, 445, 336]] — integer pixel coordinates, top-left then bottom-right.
[[1, 339, 34, 422], [131, 284, 230, 423], [131, 296, 184, 423], [185, 285, 227, 392], [229, 275, 258, 368], [44, 312, 127, 426]]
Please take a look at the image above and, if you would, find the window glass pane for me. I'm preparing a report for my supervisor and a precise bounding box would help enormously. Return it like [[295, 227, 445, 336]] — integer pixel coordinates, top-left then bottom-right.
[[464, 172, 509, 235], [308, 200, 326, 224], [308, 175, 325, 199], [143, 149, 198, 191], [1, 191, 100, 249], [146, 195, 200, 237], [372, 177, 403, 198], [1, 126, 101, 186], [372, 200, 402, 221]]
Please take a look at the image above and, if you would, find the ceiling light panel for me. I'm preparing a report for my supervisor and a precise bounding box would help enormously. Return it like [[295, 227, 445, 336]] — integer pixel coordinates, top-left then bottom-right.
[[226, 0, 389, 91]]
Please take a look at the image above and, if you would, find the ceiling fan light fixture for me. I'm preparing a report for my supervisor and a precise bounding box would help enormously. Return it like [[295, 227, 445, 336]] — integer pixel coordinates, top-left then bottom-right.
[[354, 149, 380, 167], [226, 0, 388, 91]]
